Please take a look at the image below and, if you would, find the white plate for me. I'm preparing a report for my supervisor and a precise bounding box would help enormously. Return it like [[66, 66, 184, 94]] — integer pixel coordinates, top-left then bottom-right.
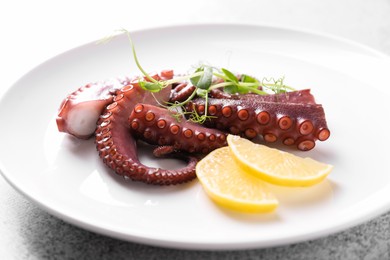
[[1, 24, 390, 250]]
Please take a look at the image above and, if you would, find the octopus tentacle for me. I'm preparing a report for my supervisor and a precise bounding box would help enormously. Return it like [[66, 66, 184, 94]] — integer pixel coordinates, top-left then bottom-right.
[[56, 77, 131, 139], [186, 95, 330, 151], [169, 83, 196, 103], [129, 103, 228, 155], [95, 79, 198, 185], [153, 146, 176, 157], [209, 88, 316, 104]]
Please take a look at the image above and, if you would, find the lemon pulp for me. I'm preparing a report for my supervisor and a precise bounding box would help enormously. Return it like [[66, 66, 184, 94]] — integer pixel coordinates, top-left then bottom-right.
[[196, 146, 278, 213], [227, 135, 333, 187]]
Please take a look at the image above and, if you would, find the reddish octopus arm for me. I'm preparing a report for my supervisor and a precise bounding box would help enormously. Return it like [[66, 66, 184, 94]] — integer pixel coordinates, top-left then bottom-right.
[[186, 93, 330, 151], [128, 103, 228, 155], [95, 83, 198, 185], [56, 77, 131, 139]]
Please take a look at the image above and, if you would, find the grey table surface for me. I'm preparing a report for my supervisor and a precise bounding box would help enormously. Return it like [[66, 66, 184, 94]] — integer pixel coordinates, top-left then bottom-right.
[[1, 0, 390, 259]]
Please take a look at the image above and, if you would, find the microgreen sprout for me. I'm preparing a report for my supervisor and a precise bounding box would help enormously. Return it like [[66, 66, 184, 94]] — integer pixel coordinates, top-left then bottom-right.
[[98, 29, 295, 124]]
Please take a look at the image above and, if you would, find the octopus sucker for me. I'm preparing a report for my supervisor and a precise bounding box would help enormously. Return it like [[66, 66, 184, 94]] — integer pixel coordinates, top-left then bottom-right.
[[299, 120, 314, 135], [256, 111, 271, 125], [297, 139, 316, 151], [196, 132, 206, 141], [222, 106, 233, 117], [156, 119, 167, 129], [317, 128, 331, 141], [183, 129, 194, 138], [283, 137, 295, 146], [208, 105, 218, 116], [278, 115, 293, 130], [244, 128, 257, 139], [237, 109, 249, 121], [264, 133, 278, 143], [170, 124, 180, 135]]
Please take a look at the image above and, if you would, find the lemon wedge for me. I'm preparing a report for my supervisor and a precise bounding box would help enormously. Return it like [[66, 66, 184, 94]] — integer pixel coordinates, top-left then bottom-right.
[[227, 135, 333, 187], [196, 146, 278, 213]]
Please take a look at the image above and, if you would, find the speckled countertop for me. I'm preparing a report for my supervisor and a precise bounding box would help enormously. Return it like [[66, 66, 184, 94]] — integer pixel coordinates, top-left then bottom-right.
[[1, 0, 390, 259]]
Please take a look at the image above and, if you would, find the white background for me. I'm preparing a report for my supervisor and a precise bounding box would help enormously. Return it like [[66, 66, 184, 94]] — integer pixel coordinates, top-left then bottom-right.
[[1, 0, 390, 258]]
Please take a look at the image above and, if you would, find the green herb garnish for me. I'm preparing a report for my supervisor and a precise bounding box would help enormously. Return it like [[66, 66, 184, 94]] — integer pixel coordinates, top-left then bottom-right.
[[98, 29, 294, 123]]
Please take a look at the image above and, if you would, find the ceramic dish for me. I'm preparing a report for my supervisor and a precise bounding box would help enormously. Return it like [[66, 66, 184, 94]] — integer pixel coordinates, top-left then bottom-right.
[[1, 24, 390, 250]]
